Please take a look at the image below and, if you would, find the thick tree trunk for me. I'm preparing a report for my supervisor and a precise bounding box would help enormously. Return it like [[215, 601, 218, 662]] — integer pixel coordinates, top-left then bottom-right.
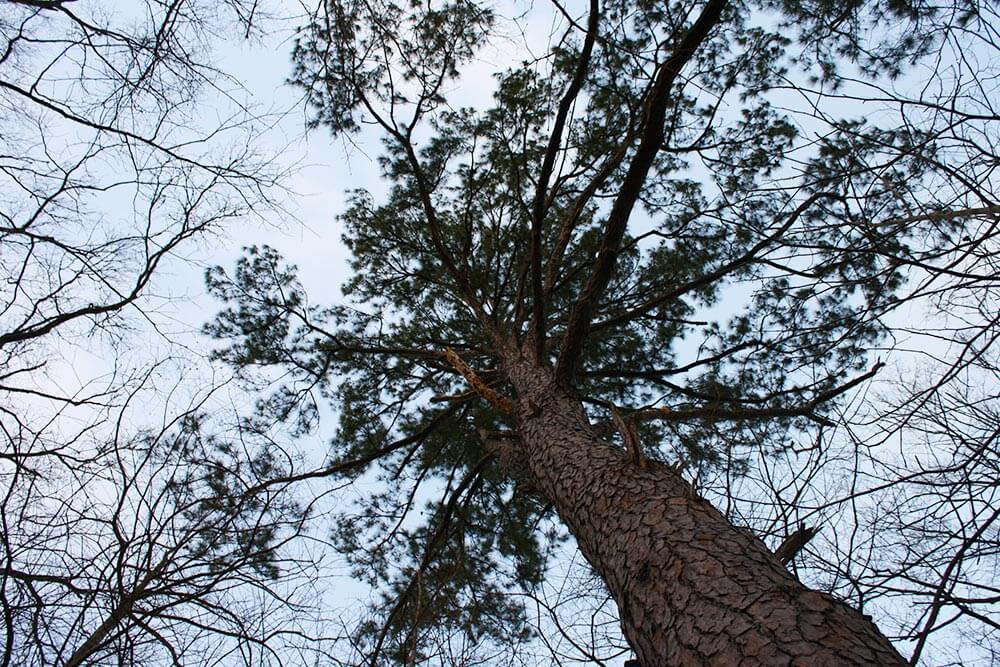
[[506, 359, 906, 666]]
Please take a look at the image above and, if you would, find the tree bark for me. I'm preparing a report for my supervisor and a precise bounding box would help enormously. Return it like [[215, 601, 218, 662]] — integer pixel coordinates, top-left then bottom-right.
[[505, 358, 906, 666]]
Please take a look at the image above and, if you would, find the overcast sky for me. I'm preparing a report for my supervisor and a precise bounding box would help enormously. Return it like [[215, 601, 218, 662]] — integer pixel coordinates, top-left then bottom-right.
[[5, 1, 995, 662]]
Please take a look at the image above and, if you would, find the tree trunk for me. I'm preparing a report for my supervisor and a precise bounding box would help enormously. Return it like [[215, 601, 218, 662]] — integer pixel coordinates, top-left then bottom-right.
[[505, 358, 906, 666], [64, 599, 132, 667]]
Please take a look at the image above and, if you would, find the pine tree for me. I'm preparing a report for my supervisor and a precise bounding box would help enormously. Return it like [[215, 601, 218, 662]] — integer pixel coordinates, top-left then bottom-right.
[[207, 0, 990, 662]]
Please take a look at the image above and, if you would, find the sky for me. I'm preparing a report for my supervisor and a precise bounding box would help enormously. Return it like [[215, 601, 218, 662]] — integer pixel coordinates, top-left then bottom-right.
[[2, 0, 997, 663]]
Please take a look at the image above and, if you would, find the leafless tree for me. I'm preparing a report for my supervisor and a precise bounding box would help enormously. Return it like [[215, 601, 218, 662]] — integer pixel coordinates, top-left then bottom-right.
[[0, 373, 320, 666], [0, 2, 324, 664], [710, 7, 1000, 662]]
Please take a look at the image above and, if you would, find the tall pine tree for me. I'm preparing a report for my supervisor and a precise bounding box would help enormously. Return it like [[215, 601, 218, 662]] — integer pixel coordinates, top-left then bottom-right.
[[208, 0, 990, 662]]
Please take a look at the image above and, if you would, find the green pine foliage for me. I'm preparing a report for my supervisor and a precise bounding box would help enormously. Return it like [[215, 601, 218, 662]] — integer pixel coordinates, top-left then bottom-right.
[[205, 0, 983, 661]]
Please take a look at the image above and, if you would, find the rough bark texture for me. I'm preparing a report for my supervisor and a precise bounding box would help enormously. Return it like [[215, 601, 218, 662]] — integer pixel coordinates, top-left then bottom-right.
[[505, 358, 906, 666]]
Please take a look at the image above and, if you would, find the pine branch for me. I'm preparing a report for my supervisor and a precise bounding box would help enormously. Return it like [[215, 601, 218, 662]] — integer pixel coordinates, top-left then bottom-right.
[[554, 0, 728, 386], [630, 362, 884, 427], [443, 348, 516, 414], [590, 191, 844, 334]]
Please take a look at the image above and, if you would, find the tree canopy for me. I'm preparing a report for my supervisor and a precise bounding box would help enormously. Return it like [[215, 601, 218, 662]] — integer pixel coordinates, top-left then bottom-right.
[[204, 0, 999, 663]]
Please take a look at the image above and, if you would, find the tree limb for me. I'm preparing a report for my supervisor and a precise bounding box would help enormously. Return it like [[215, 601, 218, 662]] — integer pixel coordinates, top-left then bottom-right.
[[528, 0, 600, 362], [443, 347, 516, 414], [555, 0, 728, 385]]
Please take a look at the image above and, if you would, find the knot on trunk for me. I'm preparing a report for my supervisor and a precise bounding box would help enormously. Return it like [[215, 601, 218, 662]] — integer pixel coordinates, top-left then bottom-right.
[[774, 523, 820, 565], [478, 429, 535, 487]]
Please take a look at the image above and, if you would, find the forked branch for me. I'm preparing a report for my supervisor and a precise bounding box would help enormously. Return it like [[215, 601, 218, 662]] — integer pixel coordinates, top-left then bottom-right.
[[528, 0, 600, 362], [555, 0, 728, 385]]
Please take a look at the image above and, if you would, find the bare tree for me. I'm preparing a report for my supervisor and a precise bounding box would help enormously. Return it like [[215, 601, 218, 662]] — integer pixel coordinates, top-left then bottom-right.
[[703, 6, 1000, 662], [0, 0, 282, 366], [0, 2, 324, 664], [1, 375, 317, 666]]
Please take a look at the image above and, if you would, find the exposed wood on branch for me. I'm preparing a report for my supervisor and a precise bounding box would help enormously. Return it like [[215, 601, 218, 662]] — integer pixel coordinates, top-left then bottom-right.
[[610, 405, 647, 469], [443, 347, 516, 414]]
